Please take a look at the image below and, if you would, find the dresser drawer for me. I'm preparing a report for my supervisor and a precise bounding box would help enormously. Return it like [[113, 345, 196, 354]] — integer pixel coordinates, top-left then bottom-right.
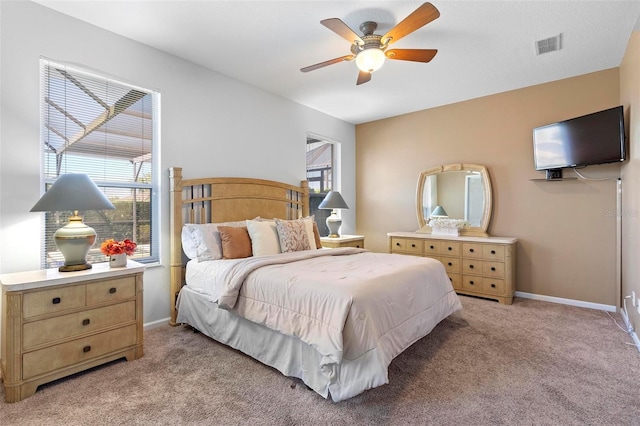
[[462, 243, 483, 259], [448, 273, 461, 290], [462, 259, 483, 275], [482, 278, 506, 295], [87, 276, 136, 305], [440, 241, 460, 257], [483, 244, 505, 261], [23, 301, 136, 350], [390, 237, 422, 253], [423, 241, 440, 256], [23, 285, 85, 319], [22, 324, 137, 380], [441, 256, 461, 273], [340, 240, 364, 248], [461, 275, 482, 292], [482, 261, 505, 279]]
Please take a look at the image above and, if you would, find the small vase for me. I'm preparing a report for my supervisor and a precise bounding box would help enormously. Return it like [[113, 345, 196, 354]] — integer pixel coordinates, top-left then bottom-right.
[[109, 253, 127, 268]]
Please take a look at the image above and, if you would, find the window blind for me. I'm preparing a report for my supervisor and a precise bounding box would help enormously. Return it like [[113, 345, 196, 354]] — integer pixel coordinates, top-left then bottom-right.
[[40, 59, 160, 268]]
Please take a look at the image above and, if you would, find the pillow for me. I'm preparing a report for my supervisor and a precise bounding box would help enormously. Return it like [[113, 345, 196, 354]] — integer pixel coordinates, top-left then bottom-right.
[[312, 222, 323, 249], [218, 226, 253, 259], [246, 220, 281, 256], [181, 221, 247, 261], [275, 219, 311, 253], [302, 216, 317, 250], [249, 217, 316, 250]]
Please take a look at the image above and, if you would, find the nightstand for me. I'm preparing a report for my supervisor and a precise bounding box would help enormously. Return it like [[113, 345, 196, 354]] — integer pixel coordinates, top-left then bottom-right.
[[320, 234, 365, 249], [1, 261, 145, 402]]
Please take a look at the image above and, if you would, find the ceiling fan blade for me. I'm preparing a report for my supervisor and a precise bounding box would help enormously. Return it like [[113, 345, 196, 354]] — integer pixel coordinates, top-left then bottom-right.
[[300, 55, 355, 73], [356, 70, 371, 85], [382, 2, 440, 45], [321, 18, 364, 45], [385, 49, 438, 63]]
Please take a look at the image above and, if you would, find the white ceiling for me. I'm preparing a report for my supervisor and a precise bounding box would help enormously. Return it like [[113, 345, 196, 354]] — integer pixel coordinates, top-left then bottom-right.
[[34, 1, 640, 124]]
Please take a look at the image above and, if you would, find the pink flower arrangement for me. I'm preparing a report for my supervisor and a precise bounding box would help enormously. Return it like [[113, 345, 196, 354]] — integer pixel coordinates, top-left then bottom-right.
[[100, 239, 137, 256]]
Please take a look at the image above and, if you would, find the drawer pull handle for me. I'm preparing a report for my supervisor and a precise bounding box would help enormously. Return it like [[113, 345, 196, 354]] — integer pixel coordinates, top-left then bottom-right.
[[449, 277, 452, 282], [491, 267, 496, 271], [83, 346, 91, 353], [396, 242, 400, 246], [469, 248, 474, 253], [411, 244, 416, 248], [52, 297, 61, 305], [430, 245, 435, 249], [356, 245, 360, 248], [491, 250, 496, 254], [448, 262, 452, 266], [109, 287, 117, 294], [491, 283, 496, 288], [469, 264, 474, 269], [469, 280, 475, 285], [82, 319, 90, 326], [447, 247, 452, 251]]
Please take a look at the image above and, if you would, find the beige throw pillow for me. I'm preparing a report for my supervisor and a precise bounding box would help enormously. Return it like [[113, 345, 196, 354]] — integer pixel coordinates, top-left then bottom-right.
[[246, 220, 281, 256]]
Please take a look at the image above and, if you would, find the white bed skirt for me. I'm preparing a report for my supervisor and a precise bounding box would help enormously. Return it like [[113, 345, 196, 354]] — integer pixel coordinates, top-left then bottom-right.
[[176, 285, 460, 402]]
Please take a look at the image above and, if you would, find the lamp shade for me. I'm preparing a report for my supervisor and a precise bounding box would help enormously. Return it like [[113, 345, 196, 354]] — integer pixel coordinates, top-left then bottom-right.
[[318, 191, 349, 210], [430, 205, 448, 217], [31, 173, 115, 212]]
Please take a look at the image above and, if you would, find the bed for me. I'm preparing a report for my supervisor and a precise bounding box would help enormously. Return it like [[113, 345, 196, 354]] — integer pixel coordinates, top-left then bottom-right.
[[169, 167, 462, 401]]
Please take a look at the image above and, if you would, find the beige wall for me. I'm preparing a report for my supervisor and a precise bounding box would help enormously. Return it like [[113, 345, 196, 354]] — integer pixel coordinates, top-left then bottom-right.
[[356, 69, 621, 306], [620, 31, 640, 328]]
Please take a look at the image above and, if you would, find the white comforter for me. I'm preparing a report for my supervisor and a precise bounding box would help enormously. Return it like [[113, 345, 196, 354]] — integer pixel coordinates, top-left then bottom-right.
[[185, 248, 461, 371]]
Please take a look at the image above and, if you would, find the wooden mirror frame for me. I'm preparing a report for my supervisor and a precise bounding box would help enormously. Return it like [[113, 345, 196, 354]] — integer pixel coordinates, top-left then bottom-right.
[[416, 163, 492, 237]]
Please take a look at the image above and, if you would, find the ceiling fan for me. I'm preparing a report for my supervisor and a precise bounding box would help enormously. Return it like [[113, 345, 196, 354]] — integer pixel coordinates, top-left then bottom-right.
[[300, 2, 440, 85]]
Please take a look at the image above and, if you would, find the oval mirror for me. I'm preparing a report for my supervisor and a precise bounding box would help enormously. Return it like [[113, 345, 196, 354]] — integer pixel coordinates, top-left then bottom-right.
[[416, 163, 492, 237]]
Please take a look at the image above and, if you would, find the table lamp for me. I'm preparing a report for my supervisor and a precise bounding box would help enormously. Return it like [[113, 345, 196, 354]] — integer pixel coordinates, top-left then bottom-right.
[[318, 191, 349, 238], [31, 173, 115, 272]]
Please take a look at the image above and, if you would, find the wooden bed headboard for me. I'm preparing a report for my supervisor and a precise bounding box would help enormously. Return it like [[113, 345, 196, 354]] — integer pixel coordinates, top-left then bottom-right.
[[168, 167, 310, 325]]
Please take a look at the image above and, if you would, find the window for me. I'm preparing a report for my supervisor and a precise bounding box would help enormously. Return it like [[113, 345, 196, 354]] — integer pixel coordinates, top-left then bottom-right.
[[306, 137, 334, 236], [40, 59, 160, 268]]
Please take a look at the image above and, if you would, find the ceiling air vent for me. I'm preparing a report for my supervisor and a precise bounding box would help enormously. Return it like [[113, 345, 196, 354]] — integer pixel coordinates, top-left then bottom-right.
[[535, 33, 562, 55]]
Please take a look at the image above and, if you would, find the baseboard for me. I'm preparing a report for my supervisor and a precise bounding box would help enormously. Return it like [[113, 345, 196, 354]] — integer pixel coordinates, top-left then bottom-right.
[[632, 331, 640, 352], [514, 291, 616, 312], [143, 317, 171, 330], [619, 305, 640, 353]]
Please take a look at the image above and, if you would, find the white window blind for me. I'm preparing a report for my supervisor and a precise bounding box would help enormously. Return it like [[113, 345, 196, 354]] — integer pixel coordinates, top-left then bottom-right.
[[40, 59, 160, 268]]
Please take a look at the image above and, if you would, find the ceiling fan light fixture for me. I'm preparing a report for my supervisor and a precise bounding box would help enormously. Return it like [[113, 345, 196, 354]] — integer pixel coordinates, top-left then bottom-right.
[[355, 48, 385, 73], [304, 3, 440, 84]]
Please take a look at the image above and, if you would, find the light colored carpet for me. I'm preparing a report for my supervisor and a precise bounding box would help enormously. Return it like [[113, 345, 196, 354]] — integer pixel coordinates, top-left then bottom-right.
[[1, 296, 639, 425]]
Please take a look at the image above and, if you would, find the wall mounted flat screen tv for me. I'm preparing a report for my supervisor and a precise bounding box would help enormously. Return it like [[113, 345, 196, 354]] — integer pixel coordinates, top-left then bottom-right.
[[533, 106, 625, 171]]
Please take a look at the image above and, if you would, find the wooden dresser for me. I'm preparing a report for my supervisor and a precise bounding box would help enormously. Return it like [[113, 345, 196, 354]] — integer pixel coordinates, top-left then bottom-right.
[[1, 261, 145, 402], [388, 232, 517, 304]]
